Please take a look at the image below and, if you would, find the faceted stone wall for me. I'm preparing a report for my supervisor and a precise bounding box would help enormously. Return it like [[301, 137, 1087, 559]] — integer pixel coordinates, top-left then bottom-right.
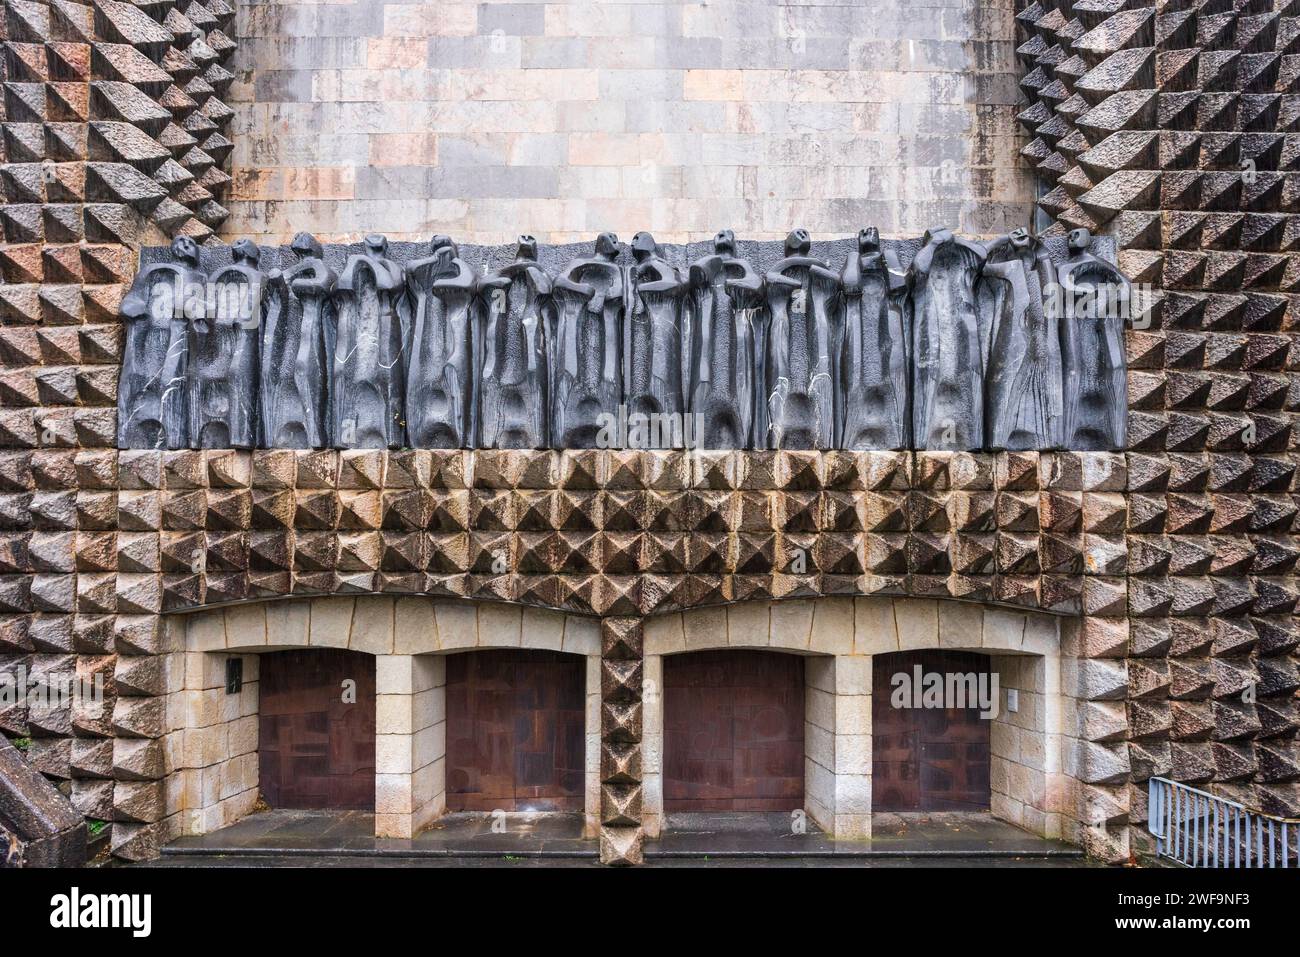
[[0, 0, 244, 861], [1, 0, 1297, 870], [0, 441, 1128, 861], [1017, 0, 1300, 855], [224, 0, 1034, 243]]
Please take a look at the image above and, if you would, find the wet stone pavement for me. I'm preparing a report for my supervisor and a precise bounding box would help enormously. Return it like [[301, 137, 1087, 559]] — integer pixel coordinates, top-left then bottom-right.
[[143, 809, 1096, 867], [647, 811, 1089, 860], [160, 809, 596, 860]]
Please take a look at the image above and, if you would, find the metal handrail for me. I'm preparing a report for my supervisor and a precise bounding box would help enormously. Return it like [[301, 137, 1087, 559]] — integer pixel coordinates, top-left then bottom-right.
[[1148, 777, 1298, 868]]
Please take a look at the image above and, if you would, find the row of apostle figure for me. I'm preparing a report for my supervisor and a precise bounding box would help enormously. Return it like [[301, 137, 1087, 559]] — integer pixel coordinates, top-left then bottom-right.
[[116, 226, 1129, 453]]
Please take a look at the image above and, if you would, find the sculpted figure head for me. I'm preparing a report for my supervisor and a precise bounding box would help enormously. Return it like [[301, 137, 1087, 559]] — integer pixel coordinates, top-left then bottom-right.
[[785, 228, 811, 256], [231, 238, 260, 265], [714, 229, 736, 257], [171, 235, 200, 267], [594, 231, 619, 260], [516, 235, 538, 261], [290, 231, 323, 261], [364, 233, 389, 259], [858, 227, 879, 255], [1008, 226, 1032, 250], [1068, 228, 1092, 256], [426, 234, 456, 267], [631, 231, 657, 262]]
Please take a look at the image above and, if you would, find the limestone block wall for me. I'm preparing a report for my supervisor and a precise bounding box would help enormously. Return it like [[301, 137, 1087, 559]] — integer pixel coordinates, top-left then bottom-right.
[[989, 652, 1060, 839], [803, 654, 839, 836], [225, 0, 1035, 243], [169, 646, 259, 837]]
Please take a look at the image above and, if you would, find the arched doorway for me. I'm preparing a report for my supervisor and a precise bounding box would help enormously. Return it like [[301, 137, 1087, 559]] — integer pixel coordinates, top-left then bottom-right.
[[662, 649, 805, 812], [259, 649, 377, 810], [871, 650, 992, 812], [444, 649, 586, 811]]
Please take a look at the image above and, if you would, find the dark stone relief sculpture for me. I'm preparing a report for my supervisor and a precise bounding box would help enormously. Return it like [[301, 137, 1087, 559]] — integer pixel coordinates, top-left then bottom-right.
[[188, 239, 262, 449], [625, 232, 688, 436], [550, 232, 625, 448], [405, 235, 475, 449], [1058, 228, 1129, 452], [909, 228, 988, 451], [261, 232, 336, 449], [687, 230, 762, 450], [333, 235, 407, 449], [979, 228, 1063, 451], [477, 236, 552, 450], [117, 236, 203, 450], [764, 229, 841, 450], [120, 228, 1129, 453], [839, 228, 909, 450]]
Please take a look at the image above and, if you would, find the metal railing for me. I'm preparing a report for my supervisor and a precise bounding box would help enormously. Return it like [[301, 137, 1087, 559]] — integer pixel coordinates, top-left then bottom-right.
[[1148, 777, 1298, 868]]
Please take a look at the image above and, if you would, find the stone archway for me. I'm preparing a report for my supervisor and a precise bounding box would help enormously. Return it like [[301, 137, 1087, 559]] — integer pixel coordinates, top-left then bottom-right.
[[871, 649, 993, 812], [661, 648, 806, 813], [643, 596, 1080, 843], [258, 648, 376, 810], [444, 647, 587, 812], [163, 596, 602, 843]]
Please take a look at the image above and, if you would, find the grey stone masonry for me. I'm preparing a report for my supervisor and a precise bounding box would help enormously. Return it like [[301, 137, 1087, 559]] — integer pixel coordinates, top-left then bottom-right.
[[226, 0, 1034, 243]]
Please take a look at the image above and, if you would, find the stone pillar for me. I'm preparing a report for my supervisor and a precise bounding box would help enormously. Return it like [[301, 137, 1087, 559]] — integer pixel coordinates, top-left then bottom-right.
[[584, 653, 602, 836], [640, 652, 664, 838], [374, 653, 444, 839], [598, 616, 643, 865], [805, 654, 873, 839]]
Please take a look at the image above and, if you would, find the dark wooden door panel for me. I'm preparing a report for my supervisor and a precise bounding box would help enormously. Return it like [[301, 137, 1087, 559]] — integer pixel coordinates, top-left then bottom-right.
[[258, 649, 375, 811], [663, 650, 804, 812], [445, 649, 585, 811], [871, 650, 992, 812]]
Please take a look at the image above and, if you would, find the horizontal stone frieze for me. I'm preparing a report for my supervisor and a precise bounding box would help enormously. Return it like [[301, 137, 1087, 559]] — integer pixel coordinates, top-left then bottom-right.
[[118, 228, 1130, 454]]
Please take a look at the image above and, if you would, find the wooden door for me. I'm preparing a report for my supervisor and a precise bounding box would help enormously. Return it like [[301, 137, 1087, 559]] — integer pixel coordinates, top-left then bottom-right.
[[258, 649, 376, 810], [445, 649, 586, 811], [871, 650, 992, 811], [663, 650, 804, 811]]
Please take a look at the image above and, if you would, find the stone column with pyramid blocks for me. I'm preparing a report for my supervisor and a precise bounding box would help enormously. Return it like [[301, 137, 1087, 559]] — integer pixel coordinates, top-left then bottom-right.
[[599, 615, 643, 865], [1017, 0, 1300, 849]]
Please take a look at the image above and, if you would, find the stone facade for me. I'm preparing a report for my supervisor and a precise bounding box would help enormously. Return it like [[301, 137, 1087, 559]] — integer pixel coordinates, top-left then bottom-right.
[[1, 0, 1298, 870]]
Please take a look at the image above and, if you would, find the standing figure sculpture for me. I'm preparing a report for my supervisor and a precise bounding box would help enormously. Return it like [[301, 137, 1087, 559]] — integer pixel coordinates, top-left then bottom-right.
[[979, 228, 1062, 450], [188, 238, 262, 448], [1057, 228, 1128, 451], [405, 235, 475, 448], [117, 235, 204, 449], [625, 231, 687, 447], [908, 227, 987, 450], [764, 229, 840, 450], [687, 229, 764, 450], [839, 227, 910, 449], [477, 235, 552, 449], [550, 232, 624, 448], [332, 234, 407, 449], [261, 232, 336, 449]]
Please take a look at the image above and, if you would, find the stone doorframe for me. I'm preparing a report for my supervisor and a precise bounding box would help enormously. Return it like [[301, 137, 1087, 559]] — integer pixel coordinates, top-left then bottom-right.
[[159, 593, 1111, 864], [164, 596, 602, 844], [640, 596, 1090, 848]]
